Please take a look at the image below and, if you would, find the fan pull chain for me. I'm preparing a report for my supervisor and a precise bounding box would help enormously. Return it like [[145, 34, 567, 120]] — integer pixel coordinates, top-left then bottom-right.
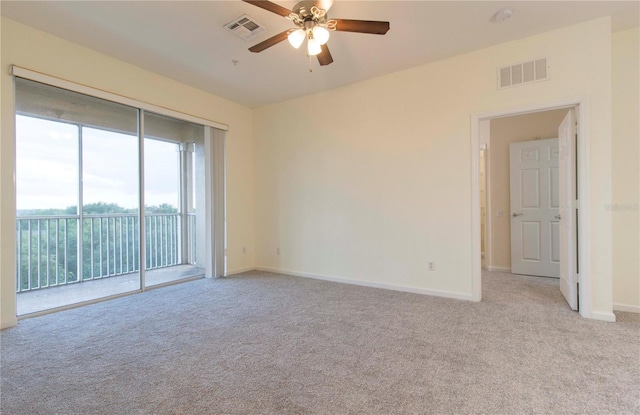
[[308, 54, 313, 73]]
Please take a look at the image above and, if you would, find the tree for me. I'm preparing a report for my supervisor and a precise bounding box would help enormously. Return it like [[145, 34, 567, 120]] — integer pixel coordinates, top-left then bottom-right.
[[82, 202, 128, 214], [145, 203, 178, 214], [17, 202, 181, 292]]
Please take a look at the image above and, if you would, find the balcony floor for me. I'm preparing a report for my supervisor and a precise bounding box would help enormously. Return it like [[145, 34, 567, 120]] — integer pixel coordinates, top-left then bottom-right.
[[17, 264, 205, 316]]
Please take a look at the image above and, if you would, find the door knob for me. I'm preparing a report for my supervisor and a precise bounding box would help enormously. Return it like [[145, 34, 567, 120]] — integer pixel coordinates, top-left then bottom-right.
[[555, 215, 562, 220], [512, 213, 523, 217]]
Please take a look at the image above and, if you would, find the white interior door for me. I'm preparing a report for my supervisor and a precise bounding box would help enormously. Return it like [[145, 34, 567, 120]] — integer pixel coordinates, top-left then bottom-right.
[[509, 138, 560, 278], [558, 109, 578, 310]]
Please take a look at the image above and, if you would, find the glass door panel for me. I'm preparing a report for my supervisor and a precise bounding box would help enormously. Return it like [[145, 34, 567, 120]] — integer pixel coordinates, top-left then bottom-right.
[[15, 78, 140, 315], [15, 116, 79, 297], [144, 112, 204, 287], [82, 126, 140, 296]]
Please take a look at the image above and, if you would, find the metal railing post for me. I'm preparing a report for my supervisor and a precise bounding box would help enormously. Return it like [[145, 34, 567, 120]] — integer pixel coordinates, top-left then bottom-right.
[[15, 212, 190, 293]]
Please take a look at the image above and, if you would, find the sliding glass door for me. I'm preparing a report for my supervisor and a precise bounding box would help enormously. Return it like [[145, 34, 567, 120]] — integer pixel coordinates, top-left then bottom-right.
[[15, 79, 140, 314], [14, 78, 209, 315], [143, 112, 204, 287]]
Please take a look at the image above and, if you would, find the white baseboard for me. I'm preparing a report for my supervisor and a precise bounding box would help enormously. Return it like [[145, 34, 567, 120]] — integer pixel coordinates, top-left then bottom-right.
[[255, 266, 475, 302], [589, 310, 617, 322], [487, 266, 511, 273], [613, 303, 640, 313], [225, 266, 255, 276], [1, 317, 18, 330]]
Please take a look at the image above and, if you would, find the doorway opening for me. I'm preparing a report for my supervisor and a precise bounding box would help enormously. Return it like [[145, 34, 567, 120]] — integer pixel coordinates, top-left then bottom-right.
[[472, 99, 590, 317], [482, 109, 569, 277]]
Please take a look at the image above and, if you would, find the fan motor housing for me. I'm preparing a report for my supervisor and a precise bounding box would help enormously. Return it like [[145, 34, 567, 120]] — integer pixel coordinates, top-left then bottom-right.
[[293, 1, 321, 17]]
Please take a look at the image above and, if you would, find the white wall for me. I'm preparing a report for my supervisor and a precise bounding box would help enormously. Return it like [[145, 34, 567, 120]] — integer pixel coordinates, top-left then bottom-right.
[[0, 17, 256, 328], [488, 109, 569, 271], [612, 27, 640, 312], [254, 18, 614, 317]]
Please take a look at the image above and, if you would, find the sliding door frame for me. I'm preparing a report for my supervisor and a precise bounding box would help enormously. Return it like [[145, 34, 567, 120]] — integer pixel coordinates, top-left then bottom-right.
[[139, 109, 147, 289], [10, 66, 228, 319]]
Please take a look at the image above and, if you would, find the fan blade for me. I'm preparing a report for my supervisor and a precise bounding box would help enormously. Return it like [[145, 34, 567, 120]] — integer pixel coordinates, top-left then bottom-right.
[[314, 0, 334, 11], [333, 19, 390, 35], [317, 44, 334, 66], [242, 0, 292, 17], [248, 30, 290, 53]]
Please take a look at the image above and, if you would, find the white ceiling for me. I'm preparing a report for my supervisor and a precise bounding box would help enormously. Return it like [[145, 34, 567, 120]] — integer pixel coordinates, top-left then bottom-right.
[[1, 1, 638, 108]]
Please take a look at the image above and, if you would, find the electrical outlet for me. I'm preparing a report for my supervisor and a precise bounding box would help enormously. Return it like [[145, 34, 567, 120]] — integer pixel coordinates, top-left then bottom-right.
[[242, 247, 246, 254], [277, 247, 280, 255], [428, 261, 435, 271], [497, 210, 504, 218]]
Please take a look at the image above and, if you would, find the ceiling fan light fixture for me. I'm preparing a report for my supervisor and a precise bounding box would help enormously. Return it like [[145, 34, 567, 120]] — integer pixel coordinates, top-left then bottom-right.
[[288, 28, 306, 48], [242, 0, 390, 67], [312, 25, 330, 45], [307, 37, 322, 56]]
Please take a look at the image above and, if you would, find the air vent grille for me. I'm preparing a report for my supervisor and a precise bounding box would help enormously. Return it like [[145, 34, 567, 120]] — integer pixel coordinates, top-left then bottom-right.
[[498, 58, 549, 89], [224, 15, 267, 41]]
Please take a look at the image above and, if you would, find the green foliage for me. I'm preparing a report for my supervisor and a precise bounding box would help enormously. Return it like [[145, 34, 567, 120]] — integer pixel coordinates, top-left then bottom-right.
[[16, 218, 78, 291], [83, 202, 130, 214], [17, 202, 182, 292], [145, 203, 178, 214], [18, 202, 179, 217], [18, 208, 71, 216]]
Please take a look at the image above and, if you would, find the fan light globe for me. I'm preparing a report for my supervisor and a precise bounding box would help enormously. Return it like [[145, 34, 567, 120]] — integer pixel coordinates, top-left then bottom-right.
[[307, 38, 322, 55], [288, 29, 305, 49], [312, 26, 330, 45]]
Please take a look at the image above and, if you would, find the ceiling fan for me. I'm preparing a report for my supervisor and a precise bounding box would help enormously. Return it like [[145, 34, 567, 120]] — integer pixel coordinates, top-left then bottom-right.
[[242, 0, 390, 66]]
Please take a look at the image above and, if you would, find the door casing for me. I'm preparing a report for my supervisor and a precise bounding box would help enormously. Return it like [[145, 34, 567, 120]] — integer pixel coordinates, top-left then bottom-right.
[[471, 97, 596, 319]]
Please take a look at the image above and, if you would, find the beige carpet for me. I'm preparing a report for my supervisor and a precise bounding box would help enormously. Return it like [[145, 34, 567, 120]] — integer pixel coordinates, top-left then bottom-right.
[[1, 270, 639, 414]]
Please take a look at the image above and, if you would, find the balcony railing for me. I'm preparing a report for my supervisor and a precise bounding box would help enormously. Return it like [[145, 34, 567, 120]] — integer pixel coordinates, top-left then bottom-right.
[[16, 212, 196, 293]]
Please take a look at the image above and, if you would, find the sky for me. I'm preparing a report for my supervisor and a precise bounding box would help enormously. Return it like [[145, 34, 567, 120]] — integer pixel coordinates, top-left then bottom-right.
[[16, 115, 181, 211]]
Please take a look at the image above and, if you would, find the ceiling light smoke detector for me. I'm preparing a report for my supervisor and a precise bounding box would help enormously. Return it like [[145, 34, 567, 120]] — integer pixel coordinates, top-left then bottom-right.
[[494, 8, 513, 22]]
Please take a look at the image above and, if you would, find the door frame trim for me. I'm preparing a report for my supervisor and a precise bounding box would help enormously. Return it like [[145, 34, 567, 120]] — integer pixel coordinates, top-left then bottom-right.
[[470, 97, 593, 319]]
